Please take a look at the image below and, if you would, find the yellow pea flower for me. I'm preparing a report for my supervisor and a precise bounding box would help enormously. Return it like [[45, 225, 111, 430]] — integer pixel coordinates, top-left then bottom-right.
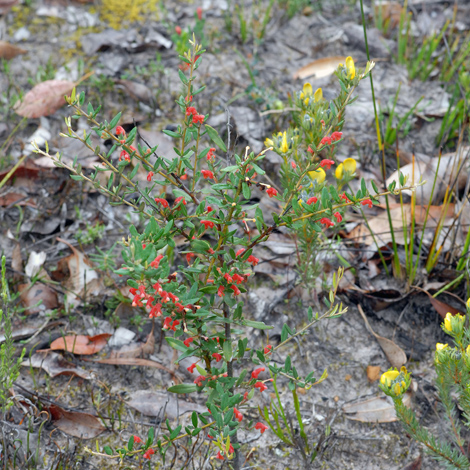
[[436, 343, 448, 351], [308, 167, 326, 184], [467, 298, 470, 309], [467, 345, 470, 355], [444, 312, 452, 331], [314, 87, 323, 102], [280, 132, 289, 153], [264, 137, 274, 147], [346, 56, 355, 79], [380, 370, 399, 387], [301, 82, 312, 98], [335, 158, 357, 179]]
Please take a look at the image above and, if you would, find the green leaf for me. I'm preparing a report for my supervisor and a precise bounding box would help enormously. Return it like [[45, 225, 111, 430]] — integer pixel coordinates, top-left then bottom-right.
[[163, 129, 182, 138], [168, 384, 198, 394], [223, 340, 233, 362], [165, 337, 187, 352], [103, 446, 113, 455], [127, 435, 134, 451], [191, 411, 198, 428], [205, 124, 227, 152], [178, 69, 189, 85], [242, 182, 251, 200], [243, 320, 273, 330], [109, 112, 122, 130], [220, 165, 239, 173]]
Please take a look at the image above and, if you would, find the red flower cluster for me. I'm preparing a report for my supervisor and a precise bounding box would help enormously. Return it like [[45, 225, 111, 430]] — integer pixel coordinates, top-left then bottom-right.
[[247, 255, 259, 266], [185, 106, 205, 124], [187, 362, 197, 373], [149, 254, 164, 269], [252, 367, 265, 379], [320, 159, 335, 170], [133, 435, 142, 444], [174, 196, 186, 207], [201, 220, 215, 229], [163, 317, 180, 331], [320, 217, 334, 228], [331, 131, 342, 141], [334, 212, 343, 223], [194, 375, 206, 386], [254, 422, 268, 434], [115, 126, 125, 136], [119, 150, 130, 162], [254, 381, 267, 392], [306, 196, 318, 205], [154, 197, 169, 208], [212, 353, 222, 362], [184, 337, 194, 347], [264, 344, 273, 354], [143, 448, 155, 460], [234, 407, 243, 422], [201, 169, 214, 179], [267, 187, 277, 198], [361, 199, 373, 208], [207, 147, 216, 161], [147, 171, 154, 182], [230, 285, 241, 296], [340, 193, 351, 203], [175, 25, 182, 35]]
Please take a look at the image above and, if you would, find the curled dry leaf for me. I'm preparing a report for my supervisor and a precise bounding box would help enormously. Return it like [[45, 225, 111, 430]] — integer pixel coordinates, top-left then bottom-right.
[[22, 352, 93, 380], [293, 56, 345, 80], [47, 333, 111, 355], [13, 80, 75, 118], [0, 192, 36, 208], [357, 304, 407, 368], [56, 237, 102, 307], [47, 404, 105, 439], [0, 40, 27, 60], [343, 391, 412, 423]]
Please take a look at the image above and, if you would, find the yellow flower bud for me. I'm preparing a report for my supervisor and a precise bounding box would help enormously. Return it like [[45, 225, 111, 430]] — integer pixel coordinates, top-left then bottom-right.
[[335, 163, 344, 180], [346, 56, 355, 79], [302, 83, 313, 97], [444, 312, 452, 331], [308, 168, 326, 184], [467, 298, 470, 309], [467, 345, 470, 355], [393, 383, 401, 396], [264, 138, 273, 147], [314, 88, 323, 102], [380, 370, 399, 387], [298, 199, 303, 207], [280, 132, 289, 153], [436, 343, 448, 351]]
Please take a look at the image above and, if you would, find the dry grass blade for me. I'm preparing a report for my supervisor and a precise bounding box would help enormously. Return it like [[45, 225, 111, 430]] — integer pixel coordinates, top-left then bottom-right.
[[293, 56, 345, 80]]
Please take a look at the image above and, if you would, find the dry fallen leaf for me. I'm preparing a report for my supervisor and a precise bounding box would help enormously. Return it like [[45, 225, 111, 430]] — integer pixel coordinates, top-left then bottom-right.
[[47, 405, 105, 439], [343, 391, 412, 423], [0, 40, 27, 60], [366, 365, 381, 382], [346, 204, 455, 247], [47, 333, 111, 355], [357, 304, 407, 368], [14, 80, 75, 118], [109, 326, 155, 358], [56, 237, 102, 307], [22, 352, 93, 380], [386, 148, 469, 204], [18, 282, 58, 315], [293, 56, 345, 80], [126, 391, 206, 419]]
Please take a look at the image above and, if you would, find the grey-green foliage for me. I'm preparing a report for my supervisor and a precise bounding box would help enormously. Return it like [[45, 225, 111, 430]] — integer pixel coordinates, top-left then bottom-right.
[[0, 255, 25, 415]]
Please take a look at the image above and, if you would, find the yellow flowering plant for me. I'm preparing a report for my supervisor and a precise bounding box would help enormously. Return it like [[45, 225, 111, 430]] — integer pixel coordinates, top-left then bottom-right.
[[381, 300, 470, 469], [264, 58, 379, 292]]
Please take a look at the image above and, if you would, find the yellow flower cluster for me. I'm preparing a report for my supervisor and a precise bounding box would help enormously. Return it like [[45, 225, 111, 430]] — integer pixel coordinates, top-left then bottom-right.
[[335, 158, 356, 180], [300, 83, 323, 106], [380, 366, 410, 397]]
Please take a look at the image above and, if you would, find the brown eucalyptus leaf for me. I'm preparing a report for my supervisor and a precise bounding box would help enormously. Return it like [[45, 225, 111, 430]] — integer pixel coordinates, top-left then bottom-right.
[[47, 333, 111, 355], [47, 405, 105, 439], [357, 304, 407, 368], [22, 352, 93, 380], [343, 391, 412, 423], [18, 282, 58, 315], [293, 56, 345, 80], [429, 295, 464, 319], [13, 80, 75, 118], [0, 41, 27, 60], [126, 391, 206, 419], [366, 365, 381, 383]]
